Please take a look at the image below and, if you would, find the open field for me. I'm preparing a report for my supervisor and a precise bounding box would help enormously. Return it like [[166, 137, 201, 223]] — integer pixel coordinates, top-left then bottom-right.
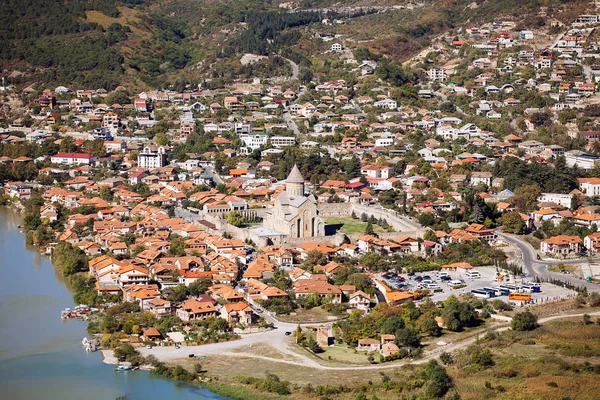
[[161, 312, 600, 399], [325, 216, 391, 235], [175, 354, 413, 387], [448, 319, 600, 400], [290, 343, 374, 368], [276, 306, 341, 324]]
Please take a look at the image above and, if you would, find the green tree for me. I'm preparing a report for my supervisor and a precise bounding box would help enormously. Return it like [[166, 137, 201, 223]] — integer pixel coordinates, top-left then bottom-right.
[[365, 221, 375, 235], [421, 360, 452, 398], [421, 318, 442, 337], [395, 327, 420, 348], [59, 136, 77, 153], [501, 212, 526, 234], [225, 211, 245, 227], [155, 133, 170, 146], [306, 336, 323, 353], [188, 279, 212, 297], [99, 186, 114, 202], [302, 250, 327, 269], [168, 237, 186, 256]]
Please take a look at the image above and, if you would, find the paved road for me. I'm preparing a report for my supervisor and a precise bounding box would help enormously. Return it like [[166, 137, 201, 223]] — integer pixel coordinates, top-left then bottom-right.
[[499, 233, 599, 292], [203, 166, 223, 185], [283, 57, 299, 80], [351, 204, 425, 233], [283, 111, 301, 135], [583, 65, 593, 84]]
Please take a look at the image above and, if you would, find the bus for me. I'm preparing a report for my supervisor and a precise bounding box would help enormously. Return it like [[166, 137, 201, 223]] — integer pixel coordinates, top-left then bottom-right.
[[500, 284, 520, 292], [522, 284, 541, 293], [508, 293, 531, 301], [471, 289, 492, 299], [483, 287, 503, 297], [491, 287, 510, 296]]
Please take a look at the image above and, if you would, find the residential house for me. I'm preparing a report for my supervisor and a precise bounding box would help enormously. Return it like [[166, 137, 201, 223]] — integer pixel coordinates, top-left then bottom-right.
[[540, 235, 582, 256]]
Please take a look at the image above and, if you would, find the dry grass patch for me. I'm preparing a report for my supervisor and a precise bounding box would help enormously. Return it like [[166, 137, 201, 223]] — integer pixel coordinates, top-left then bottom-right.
[[187, 354, 401, 387], [276, 306, 336, 324]]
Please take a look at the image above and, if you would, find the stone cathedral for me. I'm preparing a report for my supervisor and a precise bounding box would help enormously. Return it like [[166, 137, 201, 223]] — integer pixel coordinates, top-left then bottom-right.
[[263, 164, 325, 239]]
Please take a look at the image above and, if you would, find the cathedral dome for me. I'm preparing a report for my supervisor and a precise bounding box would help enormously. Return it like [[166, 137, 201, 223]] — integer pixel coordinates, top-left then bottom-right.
[[286, 164, 304, 184]]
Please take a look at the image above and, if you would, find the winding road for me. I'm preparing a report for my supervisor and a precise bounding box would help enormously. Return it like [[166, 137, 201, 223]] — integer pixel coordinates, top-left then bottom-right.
[[499, 233, 599, 292], [283, 57, 299, 81]]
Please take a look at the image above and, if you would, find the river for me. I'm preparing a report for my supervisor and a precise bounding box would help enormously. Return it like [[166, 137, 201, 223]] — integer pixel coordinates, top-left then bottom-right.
[[0, 208, 227, 400]]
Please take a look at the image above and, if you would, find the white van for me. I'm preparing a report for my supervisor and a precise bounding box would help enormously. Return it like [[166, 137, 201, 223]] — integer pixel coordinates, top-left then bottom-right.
[[439, 271, 450, 278], [427, 283, 440, 289], [448, 280, 463, 287], [466, 270, 481, 280]]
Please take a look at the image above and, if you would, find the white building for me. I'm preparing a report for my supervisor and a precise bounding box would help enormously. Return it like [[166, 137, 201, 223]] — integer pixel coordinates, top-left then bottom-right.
[[576, 15, 600, 24], [373, 98, 397, 110], [234, 123, 251, 135], [428, 68, 448, 81], [519, 30, 534, 40], [51, 152, 95, 165], [331, 43, 343, 52], [102, 112, 120, 133], [375, 138, 394, 147], [565, 151, 600, 170], [240, 133, 268, 150], [578, 178, 600, 196], [537, 193, 573, 208], [138, 146, 167, 169], [269, 136, 296, 148]]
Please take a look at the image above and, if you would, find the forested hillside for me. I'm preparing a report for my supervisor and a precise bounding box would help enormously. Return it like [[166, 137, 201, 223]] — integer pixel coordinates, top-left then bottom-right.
[[0, 0, 586, 90]]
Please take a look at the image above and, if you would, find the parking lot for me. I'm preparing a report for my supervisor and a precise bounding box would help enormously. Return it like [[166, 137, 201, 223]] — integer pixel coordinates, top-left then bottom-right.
[[382, 267, 578, 307]]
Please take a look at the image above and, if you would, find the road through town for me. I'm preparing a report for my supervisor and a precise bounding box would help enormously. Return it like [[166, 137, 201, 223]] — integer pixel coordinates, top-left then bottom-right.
[[499, 233, 600, 292]]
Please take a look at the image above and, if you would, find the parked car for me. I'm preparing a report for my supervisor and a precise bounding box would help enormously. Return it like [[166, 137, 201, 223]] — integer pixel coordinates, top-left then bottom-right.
[[146, 345, 152, 349], [285, 331, 292, 336], [413, 276, 423, 282], [440, 276, 452, 281]]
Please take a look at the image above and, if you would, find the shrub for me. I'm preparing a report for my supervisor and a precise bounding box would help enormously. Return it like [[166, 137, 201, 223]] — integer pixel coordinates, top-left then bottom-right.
[[547, 381, 558, 388], [495, 366, 518, 378], [511, 312, 538, 331], [491, 299, 513, 311], [469, 347, 495, 370], [440, 352, 453, 365]]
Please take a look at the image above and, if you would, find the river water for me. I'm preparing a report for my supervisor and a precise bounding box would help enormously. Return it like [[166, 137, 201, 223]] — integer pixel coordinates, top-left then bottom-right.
[[0, 208, 227, 400]]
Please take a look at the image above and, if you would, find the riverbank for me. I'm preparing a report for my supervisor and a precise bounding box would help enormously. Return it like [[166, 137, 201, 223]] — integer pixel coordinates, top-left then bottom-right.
[[0, 207, 228, 400]]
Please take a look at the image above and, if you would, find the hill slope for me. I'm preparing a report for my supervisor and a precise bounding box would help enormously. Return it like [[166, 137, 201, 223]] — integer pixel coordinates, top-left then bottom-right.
[[0, 0, 589, 90]]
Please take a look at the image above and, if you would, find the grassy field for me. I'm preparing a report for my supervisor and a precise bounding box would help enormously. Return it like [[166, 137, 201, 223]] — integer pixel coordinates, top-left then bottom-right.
[[167, 318, 600, 399], [325, 216, 391, 235], [177, 353, 411, 388], [520, 235, 541, 250], [276, 306, 339, 324], [547, 263, 580, 274], [449, 319, 600, 400]]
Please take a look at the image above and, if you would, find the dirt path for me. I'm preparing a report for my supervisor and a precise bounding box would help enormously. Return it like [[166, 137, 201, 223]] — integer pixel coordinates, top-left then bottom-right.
[[126, 311, 600, 371]]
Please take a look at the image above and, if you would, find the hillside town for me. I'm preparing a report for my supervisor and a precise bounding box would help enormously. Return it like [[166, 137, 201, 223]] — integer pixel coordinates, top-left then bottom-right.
[[3, 6, 600, 393]]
